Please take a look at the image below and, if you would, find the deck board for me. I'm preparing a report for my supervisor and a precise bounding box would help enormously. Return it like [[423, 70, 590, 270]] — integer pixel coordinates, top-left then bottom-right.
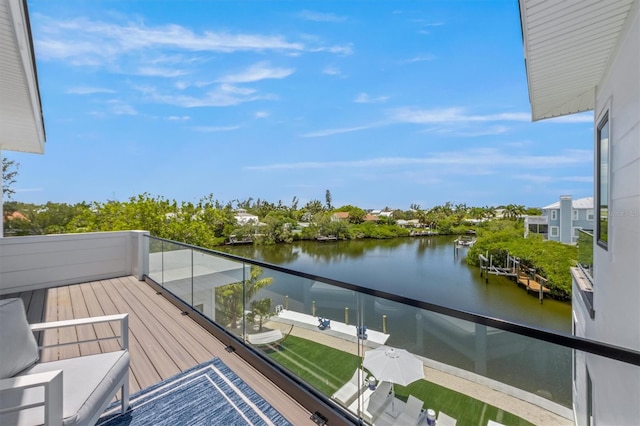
[[1, 277, 315, 425]]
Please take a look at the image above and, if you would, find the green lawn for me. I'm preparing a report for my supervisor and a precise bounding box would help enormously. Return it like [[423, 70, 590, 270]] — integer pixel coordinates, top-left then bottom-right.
[[267, 335, 534, 426]]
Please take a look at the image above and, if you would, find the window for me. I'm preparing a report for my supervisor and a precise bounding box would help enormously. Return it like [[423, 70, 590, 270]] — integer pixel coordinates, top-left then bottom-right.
[[551, 210, 558, 220], [573, 210, 579, 220], [550, 226, 559, 237], [597, 113, 609, 248], [587, 209, 594, 221], [573, 227, 582, 240]]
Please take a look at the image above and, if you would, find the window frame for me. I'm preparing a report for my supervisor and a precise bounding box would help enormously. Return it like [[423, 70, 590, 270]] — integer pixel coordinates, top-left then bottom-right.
[[550, 226, 559, 237], [587, 209, 594, 221], [596, 111, 610, 249], [551, 210, 558, 221], [573, 209, 579, 221]]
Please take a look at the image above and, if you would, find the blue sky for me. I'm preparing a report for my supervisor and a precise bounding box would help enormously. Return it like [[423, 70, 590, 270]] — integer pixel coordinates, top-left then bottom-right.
[[9, 0, 594, 209]]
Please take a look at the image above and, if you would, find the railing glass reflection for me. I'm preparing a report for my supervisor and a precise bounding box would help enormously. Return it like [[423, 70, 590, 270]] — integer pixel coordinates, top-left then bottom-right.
[[577, 229, 594, 280]]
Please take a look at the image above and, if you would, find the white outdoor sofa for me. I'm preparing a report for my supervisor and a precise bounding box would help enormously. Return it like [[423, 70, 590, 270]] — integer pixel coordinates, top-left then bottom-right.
[[331, 368, 368, 407], [0, 298, 130, 426]]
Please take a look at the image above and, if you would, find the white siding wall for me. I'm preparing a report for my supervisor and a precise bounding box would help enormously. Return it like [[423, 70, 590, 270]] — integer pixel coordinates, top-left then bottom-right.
[[576, 3, 640, 425], [0, 231, 149, 294]]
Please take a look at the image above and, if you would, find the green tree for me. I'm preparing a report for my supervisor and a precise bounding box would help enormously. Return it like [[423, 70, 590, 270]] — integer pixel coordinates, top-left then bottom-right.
[[247, 298, 273, 332], [303, 199, 324, 217], [2, 158, 19, 198], [325, 189, 333, 210], [503, 204, 526, 220], [215, 266, 273, 329]]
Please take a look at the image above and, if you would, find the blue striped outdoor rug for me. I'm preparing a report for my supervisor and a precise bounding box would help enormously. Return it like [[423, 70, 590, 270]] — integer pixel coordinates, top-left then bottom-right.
[[98, 357, 292, 426]]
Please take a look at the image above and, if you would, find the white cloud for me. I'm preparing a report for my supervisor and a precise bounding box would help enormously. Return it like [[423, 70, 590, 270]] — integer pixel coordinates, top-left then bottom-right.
[[322, 66, 346, 77], [135, 67, 189, 77], [311, 44, 353, 55], [302, 124, 383, 138], [246, 148, 592, 171], [34, 15, 350, 67], [405, 54, 435, 63], [167, 116, 191, 121], [515, 174, 593, 184], [424, 125, 509, 137], [297, 10, 347, 23], [67, 86, 115, 95], [255, 111, 269, 118], [391, 107, 531, 124], [108, 100, 137, 115], [354, 93, 390, 104], [304, 106, 586, 139], [140, 83, 273, 107], [15, 188, 44, 193], [218, 62, 295, 83], [191, 125, 240, 132]]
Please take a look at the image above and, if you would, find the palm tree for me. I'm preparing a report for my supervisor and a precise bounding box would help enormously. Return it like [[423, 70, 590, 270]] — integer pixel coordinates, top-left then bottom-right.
[[482, 206, 497, 219], [503, 204, 526, 220], [215, 266, 274, 329]]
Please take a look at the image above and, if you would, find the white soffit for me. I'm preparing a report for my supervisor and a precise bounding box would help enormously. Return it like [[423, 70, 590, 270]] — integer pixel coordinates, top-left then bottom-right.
[[519, 0, 635, 121], [0, 0, 45, 154]]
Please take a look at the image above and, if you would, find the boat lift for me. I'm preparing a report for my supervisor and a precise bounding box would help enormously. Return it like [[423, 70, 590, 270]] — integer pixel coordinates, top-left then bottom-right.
[[478, 252, 549, 303], [478, 252, 519, 282]]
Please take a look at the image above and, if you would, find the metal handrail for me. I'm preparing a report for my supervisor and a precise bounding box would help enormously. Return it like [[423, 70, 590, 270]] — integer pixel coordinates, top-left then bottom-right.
[[143, 234, 640, 367]]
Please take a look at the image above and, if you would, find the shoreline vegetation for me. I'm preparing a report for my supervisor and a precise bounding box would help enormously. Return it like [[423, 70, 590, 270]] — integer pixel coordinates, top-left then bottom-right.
[[3, 193, 574, 298]]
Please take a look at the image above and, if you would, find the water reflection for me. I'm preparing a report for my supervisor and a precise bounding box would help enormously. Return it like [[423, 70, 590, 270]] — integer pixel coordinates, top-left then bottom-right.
[[222, 236, 571, 332]]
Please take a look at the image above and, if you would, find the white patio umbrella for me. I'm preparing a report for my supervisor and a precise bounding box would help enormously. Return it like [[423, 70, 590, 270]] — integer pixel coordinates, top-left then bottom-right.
[[362, 346, 425, 410]]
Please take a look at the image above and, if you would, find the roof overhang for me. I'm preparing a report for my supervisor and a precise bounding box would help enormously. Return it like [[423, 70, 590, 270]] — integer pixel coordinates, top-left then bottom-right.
[[0, 0, 45, 154], [519, 0, 636, 121]]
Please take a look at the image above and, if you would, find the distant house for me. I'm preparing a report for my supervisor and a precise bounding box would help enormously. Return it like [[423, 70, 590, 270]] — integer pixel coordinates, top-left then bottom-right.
[[234, 208, 259, 225], [524, 195, 594, 244], [396, 219, 420, 228], [378, 211, 394, 218], [331, 212, 350, 222], [3, 211, 28, 222], [363, 214, 379, 222]]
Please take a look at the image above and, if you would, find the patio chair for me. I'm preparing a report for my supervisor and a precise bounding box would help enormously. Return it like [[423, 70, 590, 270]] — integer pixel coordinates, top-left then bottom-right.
[[331, 368, 367, 407], [392, 394, 424, 426], [437, 410, 458, 426], [360, 381, 393, 424], [0, 298, 130, 426]]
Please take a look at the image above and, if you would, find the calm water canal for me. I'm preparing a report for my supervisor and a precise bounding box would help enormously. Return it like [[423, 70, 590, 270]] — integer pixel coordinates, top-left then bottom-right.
[[222, 235, 573, 407], [222, 235, 571, 332]]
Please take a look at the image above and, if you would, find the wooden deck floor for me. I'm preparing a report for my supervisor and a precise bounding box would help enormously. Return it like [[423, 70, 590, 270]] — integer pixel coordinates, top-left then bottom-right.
[[3, 276, 315, 425]]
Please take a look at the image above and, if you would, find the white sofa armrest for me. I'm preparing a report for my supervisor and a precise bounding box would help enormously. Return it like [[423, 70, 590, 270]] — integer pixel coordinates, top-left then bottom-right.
[[0, 370, 63, 426], [31, 313, 129, 350]]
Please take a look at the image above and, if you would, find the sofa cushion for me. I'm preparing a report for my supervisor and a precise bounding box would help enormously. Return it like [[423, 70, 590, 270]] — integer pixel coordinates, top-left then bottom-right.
[[0, 350, 130, 426], [0, 298, 39, 379]]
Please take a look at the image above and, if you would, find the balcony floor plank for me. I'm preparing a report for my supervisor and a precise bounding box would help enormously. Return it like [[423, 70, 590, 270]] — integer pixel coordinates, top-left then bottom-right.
[[2, 277, 316, 425]]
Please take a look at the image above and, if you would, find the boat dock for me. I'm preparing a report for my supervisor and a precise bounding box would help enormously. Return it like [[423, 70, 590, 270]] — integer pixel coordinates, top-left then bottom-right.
[[517, 269, 550, 301], [225, 235, 253, 245], [478, 253, 549, 303], [410, 230, 437, 236], [316, 235, 338, 242]]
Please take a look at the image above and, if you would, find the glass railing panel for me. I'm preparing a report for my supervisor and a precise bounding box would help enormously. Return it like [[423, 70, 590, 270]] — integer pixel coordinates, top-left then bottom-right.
[[578, 229, 594, 279], [190, 249, 247, 337], [161, 241, 193, 305], [142, 237, 640, 426], [245, 265, 365, 415], [320, 294, 574, 425], [147, 237, 164, 286]]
